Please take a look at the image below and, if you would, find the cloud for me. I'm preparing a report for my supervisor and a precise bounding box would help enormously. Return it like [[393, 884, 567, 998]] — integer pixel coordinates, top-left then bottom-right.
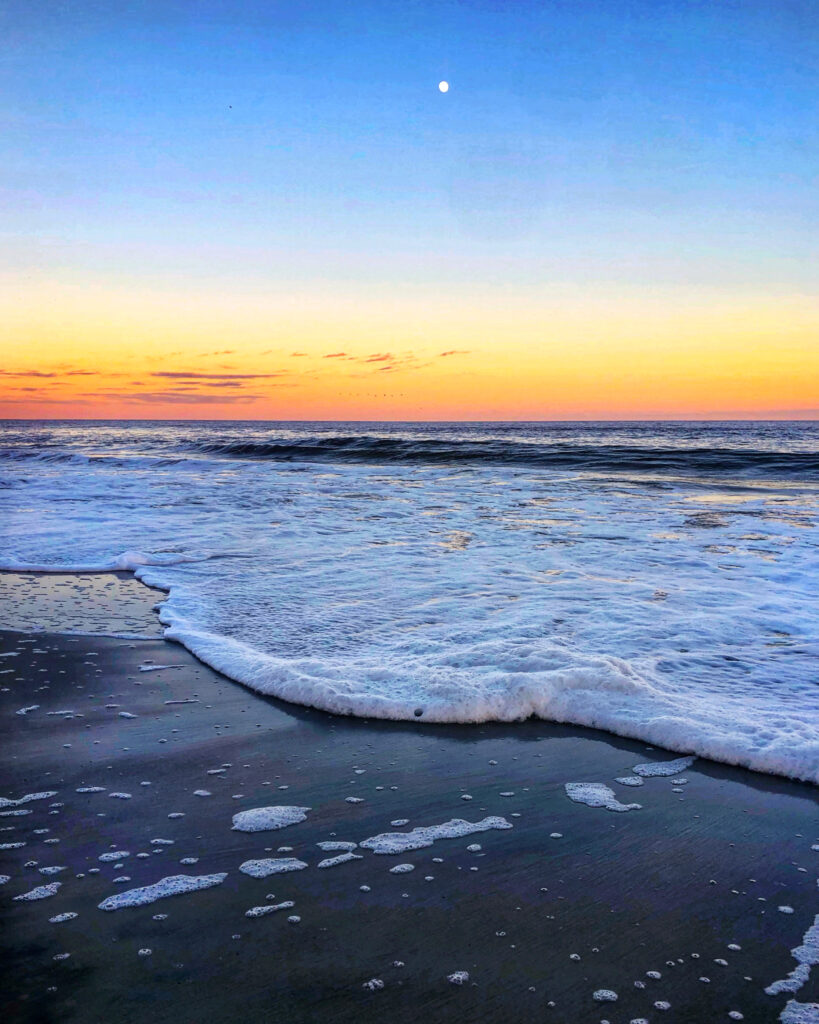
[[0, 370, 57, 378], [111, 391, 263, 405], [322, 352, 348, 359], [151, 371, 285, 380], [361, 353, 394, 363], [439, 350, 471, 357], [0, 368, 100, 379]]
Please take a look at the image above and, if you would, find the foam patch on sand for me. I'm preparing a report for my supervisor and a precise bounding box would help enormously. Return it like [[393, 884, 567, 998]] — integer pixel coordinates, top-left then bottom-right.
[[565, 782, 641, 812], [632, 756, 696, 777], [0, 791, 58, 809], [766, 900, 819, 998], [360, 817, 512, 855], [239, 858, 307, 878], [245, 900, 294, 918], [318, 852, 363, 869], [98, 873, 227, 910], [231, 806, 311, 832], [14, 882, 61, 901], [781, 1001, 819, 1024]]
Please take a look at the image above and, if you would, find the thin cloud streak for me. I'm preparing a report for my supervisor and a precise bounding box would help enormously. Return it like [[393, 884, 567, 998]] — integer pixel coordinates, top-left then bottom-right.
[[152, 371, 286, 380]]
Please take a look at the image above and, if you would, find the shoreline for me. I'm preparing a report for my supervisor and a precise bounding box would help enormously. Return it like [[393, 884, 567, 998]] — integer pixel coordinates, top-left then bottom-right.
[[1, 584, 818, 1022], [4, 568, 815, 786]]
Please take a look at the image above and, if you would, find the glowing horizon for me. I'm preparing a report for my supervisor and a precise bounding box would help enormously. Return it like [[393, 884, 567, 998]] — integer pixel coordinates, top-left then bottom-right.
[[2, 1, 816, 421]]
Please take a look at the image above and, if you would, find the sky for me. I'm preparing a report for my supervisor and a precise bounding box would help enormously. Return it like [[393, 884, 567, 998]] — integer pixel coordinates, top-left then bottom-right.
[[1, 0, 817, 420]]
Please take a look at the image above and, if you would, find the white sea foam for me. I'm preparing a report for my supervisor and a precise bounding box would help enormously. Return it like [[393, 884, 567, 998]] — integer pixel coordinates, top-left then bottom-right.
[[14, 882, 61, 901], [360, 817, 512, 855], [0, 791, 57, 809], [317, 841, 357, 851], [3, 423, 818, 783], [245, 900, 294, 918], [632, 756, 696, 778], [239, 858, 308, 877], [98, 873, 227, 910], [766, 901, 819, 998], [565, 783, 641, 812], [317, 852, 363, 869], [231, 807, 311, 832], [781, 1001, 819, 1024]]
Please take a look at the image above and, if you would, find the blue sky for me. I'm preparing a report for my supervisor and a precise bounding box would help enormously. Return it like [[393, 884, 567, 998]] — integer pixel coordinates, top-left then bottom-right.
[[3, 0, 816, 292]]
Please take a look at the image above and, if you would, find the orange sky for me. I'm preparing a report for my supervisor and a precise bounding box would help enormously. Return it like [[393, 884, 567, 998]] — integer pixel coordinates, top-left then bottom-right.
[[2, 276, 817, 420]]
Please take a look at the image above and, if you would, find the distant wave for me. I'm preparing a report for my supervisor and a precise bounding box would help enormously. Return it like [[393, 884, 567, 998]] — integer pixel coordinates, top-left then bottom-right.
[[189, 437, 819, 478], [1, 437, 817, 478]]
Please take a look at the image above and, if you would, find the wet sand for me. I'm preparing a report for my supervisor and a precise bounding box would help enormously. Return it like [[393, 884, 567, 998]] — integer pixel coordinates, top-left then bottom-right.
[[0, 577, 817, 1024]]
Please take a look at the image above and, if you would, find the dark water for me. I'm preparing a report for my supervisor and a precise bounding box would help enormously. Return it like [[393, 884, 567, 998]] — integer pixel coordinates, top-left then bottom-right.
[[1, 420, 817, 480]]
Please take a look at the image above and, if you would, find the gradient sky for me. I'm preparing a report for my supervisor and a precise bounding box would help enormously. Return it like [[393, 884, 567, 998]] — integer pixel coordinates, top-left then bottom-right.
[[1, 0, 817, 419]]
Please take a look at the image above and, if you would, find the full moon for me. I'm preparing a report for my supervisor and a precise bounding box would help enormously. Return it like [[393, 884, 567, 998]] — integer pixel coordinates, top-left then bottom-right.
[[438, 80, 449, 93]]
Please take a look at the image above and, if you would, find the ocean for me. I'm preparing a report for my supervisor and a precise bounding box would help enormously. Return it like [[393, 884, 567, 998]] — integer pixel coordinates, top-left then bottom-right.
[[1, 420, 817, 783]]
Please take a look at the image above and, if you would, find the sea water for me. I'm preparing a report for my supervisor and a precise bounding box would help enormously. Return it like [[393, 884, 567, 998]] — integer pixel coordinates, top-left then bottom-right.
[[0, 421, 817, 782]]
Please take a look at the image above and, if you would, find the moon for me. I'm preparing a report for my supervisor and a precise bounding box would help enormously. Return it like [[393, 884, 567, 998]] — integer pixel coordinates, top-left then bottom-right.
[[438, 81, 449, 93]]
